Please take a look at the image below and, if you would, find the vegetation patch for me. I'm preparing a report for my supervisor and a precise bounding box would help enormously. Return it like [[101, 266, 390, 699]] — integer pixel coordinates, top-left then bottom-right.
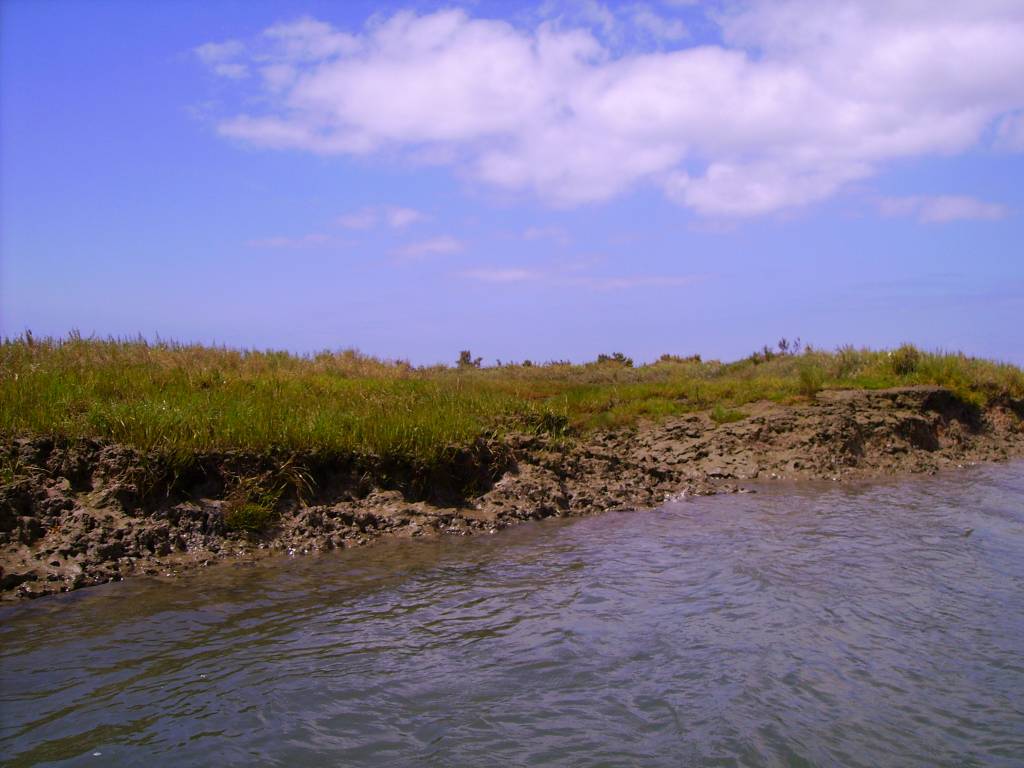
[[889, 344, 922, 376], [221, 476, 286, 535], [223, 498, 278, 535], [798, 361, 825, 398], [711, 405, 747, 425], [2, 335, 1022, 468]]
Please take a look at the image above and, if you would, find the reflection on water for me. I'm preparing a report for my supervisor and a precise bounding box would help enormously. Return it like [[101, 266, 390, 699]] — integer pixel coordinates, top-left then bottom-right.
[[2, 464, 1024, 767]]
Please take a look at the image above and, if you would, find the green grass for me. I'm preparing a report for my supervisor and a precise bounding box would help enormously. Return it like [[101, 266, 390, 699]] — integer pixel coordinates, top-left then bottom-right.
[[2, 335, 1022, 466], [711, 405, 748, 425], [223, 500, 279, 535]]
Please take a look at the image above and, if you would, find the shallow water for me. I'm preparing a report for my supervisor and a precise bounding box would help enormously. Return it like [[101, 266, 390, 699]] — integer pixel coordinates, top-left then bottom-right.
[[2, 465, 1024, 767]]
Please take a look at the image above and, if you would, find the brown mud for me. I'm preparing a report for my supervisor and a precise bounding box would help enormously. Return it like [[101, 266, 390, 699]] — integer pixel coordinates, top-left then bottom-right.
[[2, 386, 1023, 601]]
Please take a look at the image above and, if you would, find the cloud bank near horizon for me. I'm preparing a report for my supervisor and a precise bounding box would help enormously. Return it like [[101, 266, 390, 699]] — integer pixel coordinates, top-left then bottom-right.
[[197, 1, 1024, 218]]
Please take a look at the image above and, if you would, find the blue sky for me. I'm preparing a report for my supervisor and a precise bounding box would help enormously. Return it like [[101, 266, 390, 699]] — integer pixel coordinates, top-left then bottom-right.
[[2, 0, 1023, 364]]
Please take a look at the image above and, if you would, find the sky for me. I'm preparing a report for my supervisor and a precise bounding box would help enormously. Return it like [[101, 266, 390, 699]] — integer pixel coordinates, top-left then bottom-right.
[[1, 0, 1023, 365]]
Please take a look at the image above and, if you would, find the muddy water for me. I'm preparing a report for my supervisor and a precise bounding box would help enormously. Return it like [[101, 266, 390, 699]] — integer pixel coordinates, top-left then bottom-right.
[[2, 465, 1024, 767]]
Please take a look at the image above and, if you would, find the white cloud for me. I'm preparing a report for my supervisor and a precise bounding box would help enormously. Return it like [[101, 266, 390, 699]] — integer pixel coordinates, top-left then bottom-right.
[[572, 274, 700, 290], [336, 208, 379, 230], [385, 206, 428, 228], [195, 40, 249, 79], [629, 5, 689, 42], [878, 195, 1009, 223], [246, 233, 333, 248], [337, 205, 428, 229], [459, 264, 703, 290], [195, 40, 244, 63], [537, 1, 687, 45], [211, 62, 249, 79], [200, 3, 1024, 217], [994, 111, 1024, 151], [666, 159, 869, 217], [263, 17, 360, 61], [393, 235, 463, 258], [523, 226, 570, 245], [460, 268, 541, 282]]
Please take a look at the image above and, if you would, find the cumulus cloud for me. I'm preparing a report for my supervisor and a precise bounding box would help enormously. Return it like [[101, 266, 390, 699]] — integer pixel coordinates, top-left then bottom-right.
[[878, 195, 1009, 223], [199, 2, 1024, 217], [537, 1, 688, 46], [337, 205, 428, 229], [393, 236, 464, 258], [628, 4, 689, 42], [263, 17, 360, 61]]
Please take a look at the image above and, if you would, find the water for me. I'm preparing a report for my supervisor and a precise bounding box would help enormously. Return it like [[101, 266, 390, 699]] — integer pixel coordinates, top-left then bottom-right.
[[2, 465, 1024, 767]]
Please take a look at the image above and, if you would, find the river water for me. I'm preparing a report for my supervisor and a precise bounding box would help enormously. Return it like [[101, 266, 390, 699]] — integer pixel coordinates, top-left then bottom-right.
[[2, 464, 1024, 767]]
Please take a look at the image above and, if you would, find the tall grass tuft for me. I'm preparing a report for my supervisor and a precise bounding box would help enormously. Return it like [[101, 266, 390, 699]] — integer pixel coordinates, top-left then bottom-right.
[[798, 360, 825, 398]]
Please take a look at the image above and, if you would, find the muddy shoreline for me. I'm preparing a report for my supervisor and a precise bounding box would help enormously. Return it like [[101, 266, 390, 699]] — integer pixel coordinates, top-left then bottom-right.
[[3, 386, 1022, 601]]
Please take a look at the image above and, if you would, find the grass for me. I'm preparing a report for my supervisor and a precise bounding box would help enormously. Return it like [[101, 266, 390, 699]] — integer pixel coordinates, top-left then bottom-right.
[[223, 499, 279, 535], [711, 405, 747, 425], [2, 335, 1022, 467]]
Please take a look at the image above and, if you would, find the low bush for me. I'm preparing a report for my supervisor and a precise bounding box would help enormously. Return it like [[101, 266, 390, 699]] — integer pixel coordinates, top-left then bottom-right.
[[798, 361, 825, 398], [889, 344, 922, 376], [596, 352, 634, 367], [831, 345, 864, 379]]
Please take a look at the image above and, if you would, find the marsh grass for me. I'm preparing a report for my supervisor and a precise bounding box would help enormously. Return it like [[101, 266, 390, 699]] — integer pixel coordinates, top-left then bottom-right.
[[223, 498, 279, 534], [222, 477, 283, 534], [798, 361, 825, 398], [711, 405, 748, 425], [2, 336, 1022, 465]]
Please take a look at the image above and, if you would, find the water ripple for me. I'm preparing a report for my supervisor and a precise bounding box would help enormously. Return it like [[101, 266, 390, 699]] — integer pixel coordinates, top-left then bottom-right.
[[2, 463, 1024, 766]]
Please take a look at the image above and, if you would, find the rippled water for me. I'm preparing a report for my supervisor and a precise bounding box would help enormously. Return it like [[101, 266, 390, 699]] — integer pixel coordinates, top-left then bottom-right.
[[3, 464, 1024, 767]]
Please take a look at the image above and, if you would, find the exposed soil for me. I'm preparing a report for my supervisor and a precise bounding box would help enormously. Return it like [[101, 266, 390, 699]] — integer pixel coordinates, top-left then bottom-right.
[[3, 386, 1023, 600]]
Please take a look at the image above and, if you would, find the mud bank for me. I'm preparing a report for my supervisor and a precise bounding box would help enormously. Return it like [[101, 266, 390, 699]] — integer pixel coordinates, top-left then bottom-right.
[[3, 386, 1022, 600]]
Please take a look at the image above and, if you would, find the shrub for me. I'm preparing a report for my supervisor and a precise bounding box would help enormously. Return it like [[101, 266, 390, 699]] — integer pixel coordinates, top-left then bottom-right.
[[777, 337, 802, 355], [457, 350, 482, 369], [750, 338, 804, 364], [832, 345, 863, 379], [658, 353, 702, 364], [798, 361, 825, 398], [889, 344, 922, 376], [597, 352, 634, 367]]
